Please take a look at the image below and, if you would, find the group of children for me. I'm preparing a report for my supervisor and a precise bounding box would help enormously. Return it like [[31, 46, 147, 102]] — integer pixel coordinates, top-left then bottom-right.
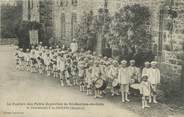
[[15, 42, 161, 109]]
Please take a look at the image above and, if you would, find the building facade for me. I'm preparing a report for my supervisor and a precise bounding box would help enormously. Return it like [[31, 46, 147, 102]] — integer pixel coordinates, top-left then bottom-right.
[[22, 0, 40, 22], [22, 0, 184, 92], [22, 0, 164, 46]]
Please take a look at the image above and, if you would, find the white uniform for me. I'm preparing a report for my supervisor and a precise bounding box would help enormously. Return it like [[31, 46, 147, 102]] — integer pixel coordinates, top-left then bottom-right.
[[57, 58, 65, 72], [109, 66, 119, 79], [100, 64, 106, 80], [105, 65, 111, 79], [18, 51, 24, 65], [142, 67, 150, 77], [44, 56, 50, 66], [140, 81, 152, 97], [78, 61, 85, 78], [70, 42, 78, 53], [85, 67, 92, 87], [118, 67, 129, 84], [24, 52, 30, 62], [147, 68, 160, 85], [118, 67, 130, 92], [91, 66, 101, 81], [37, 54, 43, 68], [128, 66, 141, 83], [35, 50, 39, 58]]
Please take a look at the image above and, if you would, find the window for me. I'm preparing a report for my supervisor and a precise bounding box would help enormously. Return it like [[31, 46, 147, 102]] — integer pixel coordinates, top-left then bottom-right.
[[71, 13, 77, 39], [72, 0, 78, 6], [28, 0, 31, 20], [30, 0, 33, 9], [61, 13, 66, 39]]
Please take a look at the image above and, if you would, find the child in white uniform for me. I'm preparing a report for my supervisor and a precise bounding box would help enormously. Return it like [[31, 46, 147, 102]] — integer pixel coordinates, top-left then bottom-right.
[[71, 59, 78, 86], [142, 62, 150, 77], [118, 60, 130, 102], [44, 53, 51, 76], [78, 57, 85, 92], [57, 54, 65, 86], [147, 61, 160, 104], [109, 60, 120, 96], [85, 60, 93, 96], [25, 49, 31, 71], [140, 75, 154, 109]]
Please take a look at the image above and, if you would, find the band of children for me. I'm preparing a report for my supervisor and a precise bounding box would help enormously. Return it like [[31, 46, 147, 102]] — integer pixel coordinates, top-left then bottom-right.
[[15, 42, 160, 109]]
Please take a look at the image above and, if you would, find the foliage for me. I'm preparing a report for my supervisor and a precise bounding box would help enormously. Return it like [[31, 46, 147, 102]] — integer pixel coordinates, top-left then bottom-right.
[[15, 21, 43, 50], [76, 4, 153, 64], [109, 4, 151, 49], [76, 8, 112, 51], [75, 11, 97, 51], [108, 5, 153, 64], [1, 2, 22, 38]]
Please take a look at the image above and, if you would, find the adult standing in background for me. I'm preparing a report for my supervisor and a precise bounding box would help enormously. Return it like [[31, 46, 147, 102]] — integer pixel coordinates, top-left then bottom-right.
[[70, 39, 78, 53]]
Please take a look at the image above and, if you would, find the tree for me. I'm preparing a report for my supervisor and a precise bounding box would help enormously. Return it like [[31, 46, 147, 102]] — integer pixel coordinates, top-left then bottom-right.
[[112, 4, 151, 49], [95, 8, 112, 55], [1, 2, 22, 38], [75, 5, 154, 64], [75, 11, 97, 51], [110, 4, 153, 64], [15, 21, 42, 50]]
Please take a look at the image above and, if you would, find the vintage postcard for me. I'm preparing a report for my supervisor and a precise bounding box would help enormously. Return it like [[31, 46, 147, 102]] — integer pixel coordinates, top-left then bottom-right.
[[0, 0, 184, 117]]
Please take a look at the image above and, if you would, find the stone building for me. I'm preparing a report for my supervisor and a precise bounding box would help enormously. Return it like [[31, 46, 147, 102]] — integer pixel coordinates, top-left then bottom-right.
[[22, 0, 163, 46], [21, 0, 184, 93], [22, 0, 40, 22], [160, 0, 184, 92], [52, 0, 107, 45]]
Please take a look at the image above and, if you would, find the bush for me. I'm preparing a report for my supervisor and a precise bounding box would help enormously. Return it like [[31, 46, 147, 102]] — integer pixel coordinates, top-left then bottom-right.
[[15, 21, 43, 50], [1, 2, 22, 38]]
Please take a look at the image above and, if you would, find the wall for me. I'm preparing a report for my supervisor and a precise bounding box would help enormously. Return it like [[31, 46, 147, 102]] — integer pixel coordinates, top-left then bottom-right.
[[160, 0, 184, 94]]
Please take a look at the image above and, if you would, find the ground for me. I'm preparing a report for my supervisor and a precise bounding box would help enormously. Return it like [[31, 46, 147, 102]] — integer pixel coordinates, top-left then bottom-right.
[[0, 45, 183, 117]]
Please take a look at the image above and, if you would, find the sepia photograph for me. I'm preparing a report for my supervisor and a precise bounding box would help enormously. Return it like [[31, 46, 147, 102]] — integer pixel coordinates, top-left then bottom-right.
[[0, 0, 184, 117]]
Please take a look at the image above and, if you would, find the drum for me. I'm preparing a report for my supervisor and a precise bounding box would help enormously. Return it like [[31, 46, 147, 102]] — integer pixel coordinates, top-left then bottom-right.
[[130, 78, 136, 84], [112, 79, 120, 89], [20, 57, 24, 61], [31, 58, 37, 64], [94, 78, 107, 90], [40, 59, 44, 65], [130, 83, 140, 90]]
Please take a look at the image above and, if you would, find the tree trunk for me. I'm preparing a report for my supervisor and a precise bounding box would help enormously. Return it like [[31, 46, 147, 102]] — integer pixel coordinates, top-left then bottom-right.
[[96, 31, 102, 56]]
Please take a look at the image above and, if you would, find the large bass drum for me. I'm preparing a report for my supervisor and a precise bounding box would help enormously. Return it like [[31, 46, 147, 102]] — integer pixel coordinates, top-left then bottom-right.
[[31, 58, 37, 64], [94, 78, 107, 90], [112, 79, 120, 89]]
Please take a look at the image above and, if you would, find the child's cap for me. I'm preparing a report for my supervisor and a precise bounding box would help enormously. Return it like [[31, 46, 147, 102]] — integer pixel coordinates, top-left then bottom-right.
[[142, 75, 149, 80], [113, 60, 118, 64], [104, 56, 108, 59], [100, 59, 104, 63], [151, 61, 157, 65], [94, 60, 99, 64], [121, 60, 127, 64], [130, 60, 135, 63], [144, 61, 150, 65]]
